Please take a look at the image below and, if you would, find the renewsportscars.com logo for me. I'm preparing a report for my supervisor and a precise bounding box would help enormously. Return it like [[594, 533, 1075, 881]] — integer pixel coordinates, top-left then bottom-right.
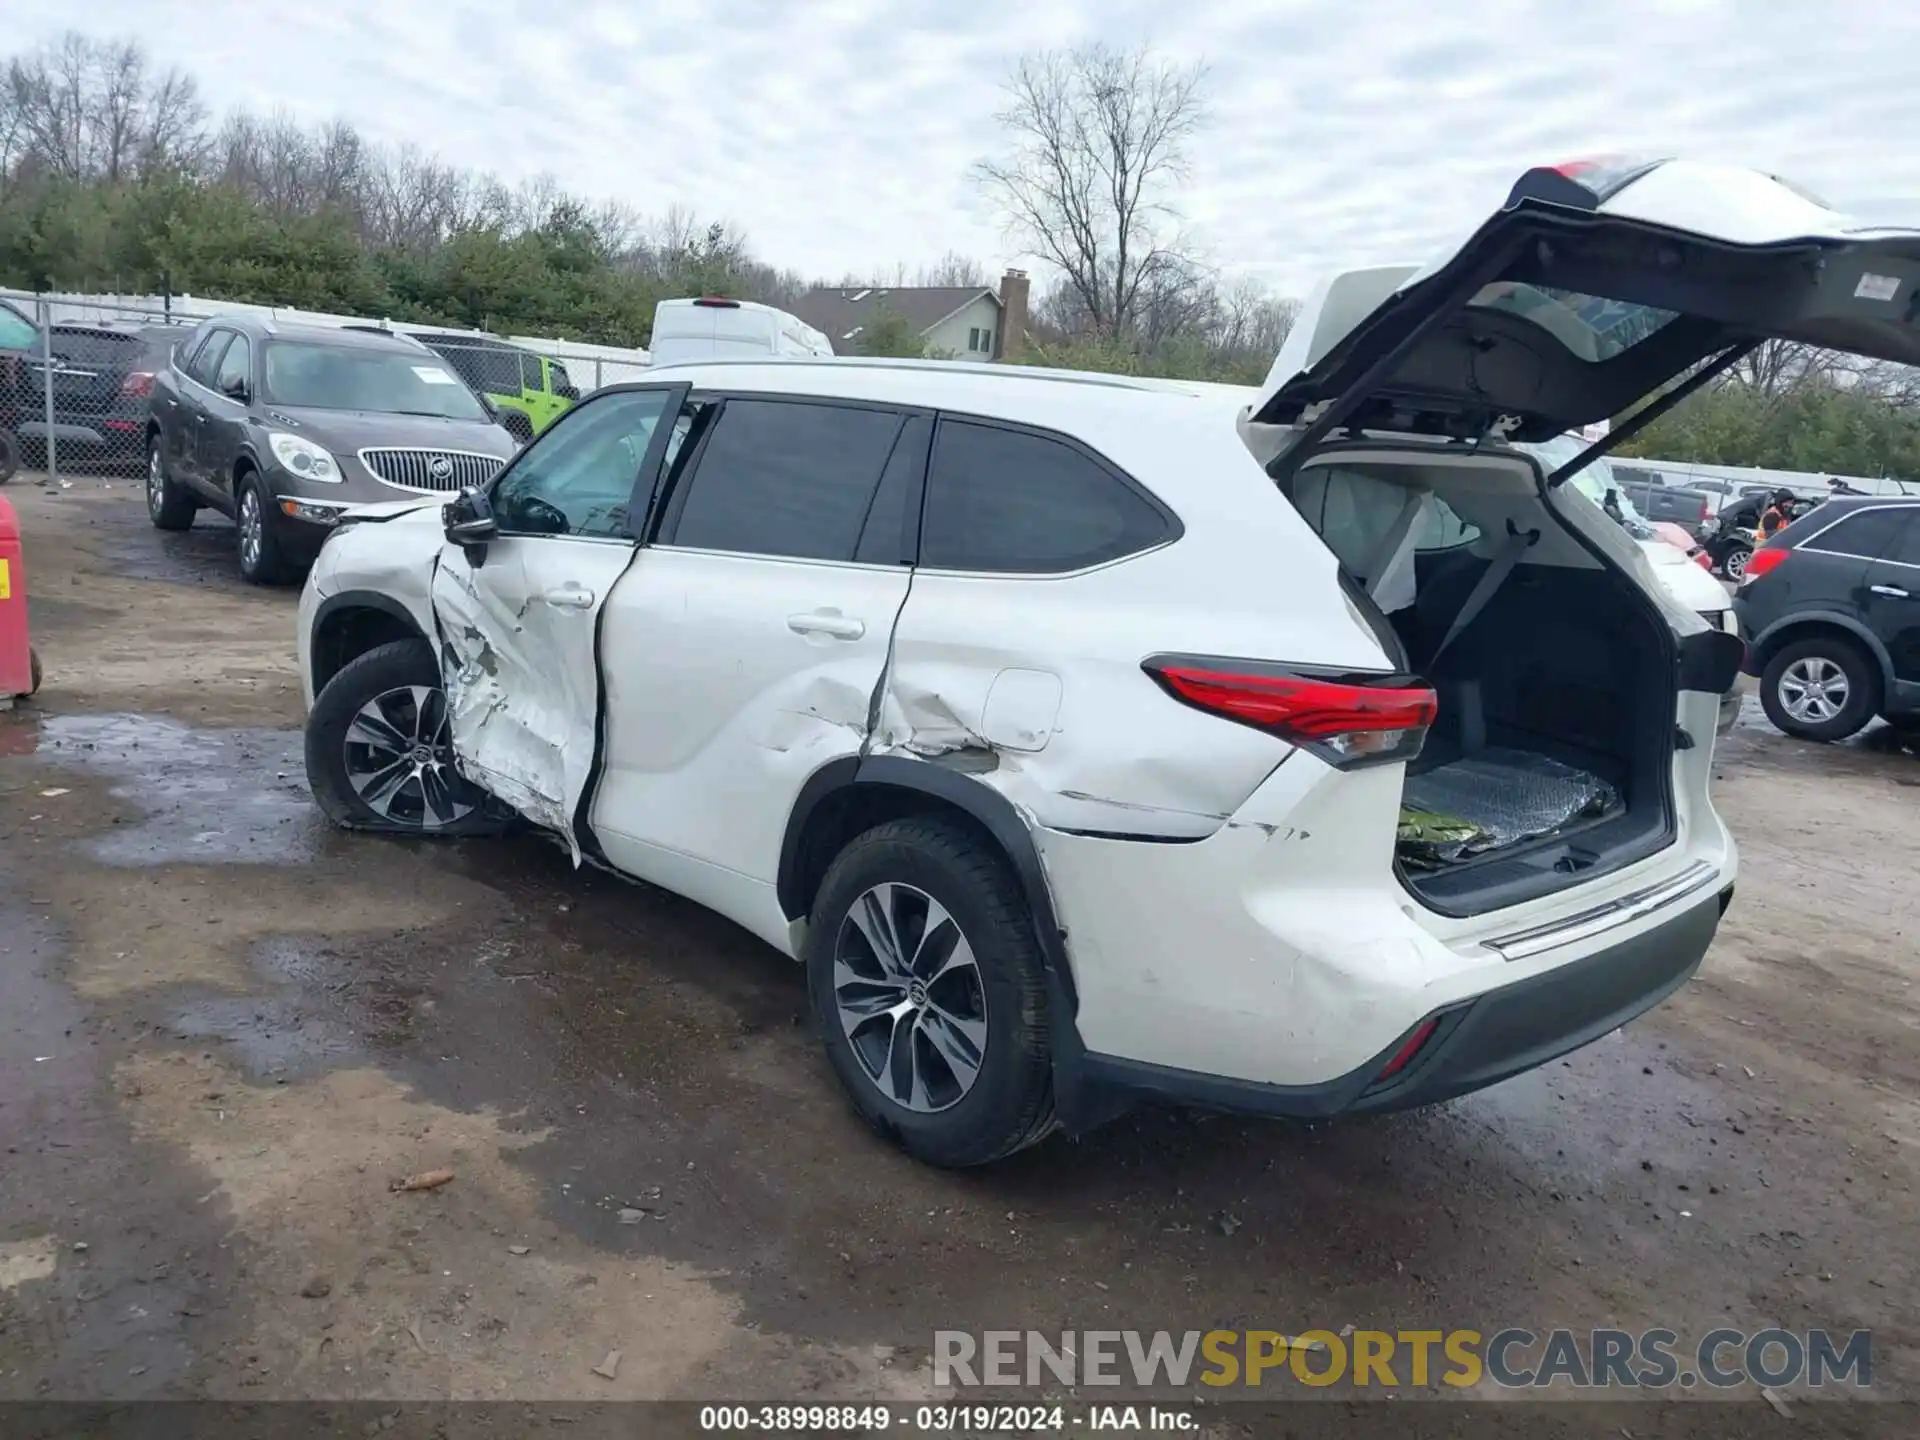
[[934, 1328, 1873, 1391]]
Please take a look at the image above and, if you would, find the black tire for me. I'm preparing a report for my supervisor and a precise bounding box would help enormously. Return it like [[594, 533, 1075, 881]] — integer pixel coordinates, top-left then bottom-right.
[[805, 817, 1055, 1168], [501, 410, 536, 446], [234, 470, 295, 584], [304, 638, 504, 836], [145, 436, 196, 531], [0, 429, 17, 484], [1720, 543, 1753, 582], [1759, 635, 1881, 742]]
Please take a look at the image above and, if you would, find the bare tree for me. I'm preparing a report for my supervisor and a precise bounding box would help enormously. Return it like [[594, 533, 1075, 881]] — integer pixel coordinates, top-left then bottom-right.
[[1, 32, 204, 182], [915, 250, 987, 288], [975, 43, 1208, 338], [1732, 340, 1838, 401]]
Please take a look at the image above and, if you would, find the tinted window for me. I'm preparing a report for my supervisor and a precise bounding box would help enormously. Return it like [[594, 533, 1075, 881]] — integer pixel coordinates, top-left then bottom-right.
[[855, 415, 932, 565], [1801, 508, 1909, 560], [551, 360, 574, 394], [47, 328, 141, 367], [921, 421, 1172, 574], [187, 331, 233, 387], [431, 341, 521, 395], [667, 400, 906, 562], [215, 334, 251, 395], [1889, 512, 1920, 566], [493, 387, 677, 538], [521, 352, 544, 392]]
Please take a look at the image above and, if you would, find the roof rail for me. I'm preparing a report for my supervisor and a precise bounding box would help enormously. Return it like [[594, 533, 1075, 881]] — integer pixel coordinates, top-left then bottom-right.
[[643, 354, 1168, 392]]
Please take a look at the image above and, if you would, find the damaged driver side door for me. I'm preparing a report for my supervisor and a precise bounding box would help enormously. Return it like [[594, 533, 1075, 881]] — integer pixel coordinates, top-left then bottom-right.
[[431, 383, 689, 857]]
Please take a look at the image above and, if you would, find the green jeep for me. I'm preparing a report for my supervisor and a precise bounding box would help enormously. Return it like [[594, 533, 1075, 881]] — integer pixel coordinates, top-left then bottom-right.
[[416, 334, 579, 443]]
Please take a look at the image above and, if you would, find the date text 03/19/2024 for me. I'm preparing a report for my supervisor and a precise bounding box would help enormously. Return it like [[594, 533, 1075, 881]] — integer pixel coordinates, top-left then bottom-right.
[[697, 1404, 1193, 1431]]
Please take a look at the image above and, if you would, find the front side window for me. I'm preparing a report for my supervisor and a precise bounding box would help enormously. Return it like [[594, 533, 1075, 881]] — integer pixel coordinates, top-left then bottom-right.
[[920, 420, 1175, 574], [187, 330, 234, 388], [262, 342, 487, 421], [665, 399, 907, 562], [492, 387, 676, 538]]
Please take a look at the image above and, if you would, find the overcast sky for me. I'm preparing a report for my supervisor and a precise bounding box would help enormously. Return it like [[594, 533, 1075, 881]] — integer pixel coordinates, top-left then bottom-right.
[[13, 0, 1920, 295]]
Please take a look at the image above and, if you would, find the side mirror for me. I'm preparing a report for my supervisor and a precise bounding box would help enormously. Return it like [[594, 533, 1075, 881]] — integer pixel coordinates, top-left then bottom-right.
[[443, 485, 499, 559], [221, 373, 250, 402]]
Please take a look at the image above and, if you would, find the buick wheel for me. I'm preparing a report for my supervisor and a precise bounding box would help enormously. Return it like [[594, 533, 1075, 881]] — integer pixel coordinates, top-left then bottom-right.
[[146, 440, 196, 531]]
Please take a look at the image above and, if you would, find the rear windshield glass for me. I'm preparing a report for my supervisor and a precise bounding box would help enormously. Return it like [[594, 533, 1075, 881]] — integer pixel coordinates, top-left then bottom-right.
[[1469, 284, 1677, 363], [48, 328, 144, 366], [262, 342, 486, 419]]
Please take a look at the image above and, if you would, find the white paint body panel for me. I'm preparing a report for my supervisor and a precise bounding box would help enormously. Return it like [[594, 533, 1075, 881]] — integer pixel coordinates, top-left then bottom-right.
[[589, 546, 911, 954], [431, 535, 636, 856]]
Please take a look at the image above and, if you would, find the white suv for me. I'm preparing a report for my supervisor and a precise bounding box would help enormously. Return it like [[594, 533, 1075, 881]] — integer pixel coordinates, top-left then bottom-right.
[[297, 159, 1920, 1166]]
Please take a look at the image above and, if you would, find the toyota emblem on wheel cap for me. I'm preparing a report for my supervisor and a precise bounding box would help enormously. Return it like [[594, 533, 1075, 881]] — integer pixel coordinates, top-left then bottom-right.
[[428, 456, 454, 482]]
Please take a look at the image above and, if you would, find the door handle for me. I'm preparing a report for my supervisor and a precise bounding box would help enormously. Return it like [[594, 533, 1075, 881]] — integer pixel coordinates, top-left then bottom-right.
[[787, 611, 865, 640], [1870, 584, 1910, 599], [542, 585, 596, 610]]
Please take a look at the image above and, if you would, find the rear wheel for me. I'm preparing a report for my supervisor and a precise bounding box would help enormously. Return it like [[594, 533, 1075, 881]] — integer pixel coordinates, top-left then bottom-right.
[[304, 639, 502, 835], [805, 817, 1055, 1168], [1720, 543, 1752, 582], [146, 438, 197, 530], [1760, 636, 1880, 742]]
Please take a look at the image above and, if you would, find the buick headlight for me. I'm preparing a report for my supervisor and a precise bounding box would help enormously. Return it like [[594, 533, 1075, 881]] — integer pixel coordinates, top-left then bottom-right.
[[268, 432, 341, 482]]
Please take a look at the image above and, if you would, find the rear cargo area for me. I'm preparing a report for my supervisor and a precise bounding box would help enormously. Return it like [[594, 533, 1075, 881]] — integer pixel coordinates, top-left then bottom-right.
[[1284, 451, 1678, 915]]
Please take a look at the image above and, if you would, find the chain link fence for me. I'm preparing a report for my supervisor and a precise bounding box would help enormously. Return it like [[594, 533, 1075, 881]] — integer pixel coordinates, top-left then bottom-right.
[[0, 288, 651, 485]]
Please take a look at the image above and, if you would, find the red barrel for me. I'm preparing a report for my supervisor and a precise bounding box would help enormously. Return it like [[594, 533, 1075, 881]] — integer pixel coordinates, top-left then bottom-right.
[[0, 495, 35, 700]]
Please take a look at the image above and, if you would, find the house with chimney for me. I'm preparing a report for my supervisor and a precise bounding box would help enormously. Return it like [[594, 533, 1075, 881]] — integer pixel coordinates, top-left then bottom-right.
[[788, 269, 1031, 361]]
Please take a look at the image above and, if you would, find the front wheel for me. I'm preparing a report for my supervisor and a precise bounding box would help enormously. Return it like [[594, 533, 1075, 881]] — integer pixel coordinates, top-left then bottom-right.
[[304, 639, 502, 835], [1760, 636, 1881, 742], [235, 473, 294, 584], [805, 817, 1055, 1168]]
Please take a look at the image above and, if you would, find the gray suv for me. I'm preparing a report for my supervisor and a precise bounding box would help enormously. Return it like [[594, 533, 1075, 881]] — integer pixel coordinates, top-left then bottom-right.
[[144, 317, 518, 583]]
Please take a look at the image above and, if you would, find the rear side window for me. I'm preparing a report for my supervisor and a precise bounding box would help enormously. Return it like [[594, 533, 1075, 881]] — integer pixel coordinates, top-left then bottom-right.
[[1800, 508, 1910, 561], [520, 352, 544, 392], [665, 399, 906, 562], [920, 420, 1174, 574], [48, 329, 141, 367]]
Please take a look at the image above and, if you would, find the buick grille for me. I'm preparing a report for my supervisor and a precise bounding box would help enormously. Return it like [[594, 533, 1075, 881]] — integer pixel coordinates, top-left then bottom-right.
[[358, 448, 504, 493]]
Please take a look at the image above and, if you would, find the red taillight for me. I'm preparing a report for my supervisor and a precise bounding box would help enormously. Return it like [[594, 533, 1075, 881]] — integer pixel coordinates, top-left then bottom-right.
[[1743, 546, 1790, 582], [693, 295, 740, 309], [1143, 658, 1436, 769], [1698, 499, 1710, 522], [119, 370, 155, 399], [1375, 1018, 1440, 1083], [1692, 549, 1713, 570]]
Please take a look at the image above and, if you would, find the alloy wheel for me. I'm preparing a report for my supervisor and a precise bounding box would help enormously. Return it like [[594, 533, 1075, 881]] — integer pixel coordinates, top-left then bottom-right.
[[238, 487, 263, 572], [1779, 656, 1850, 725], [146, 447, 165, 520], [832, 882, 988, 1114], [1724, 546, 1749, 581], [342, 684, 477, 829]]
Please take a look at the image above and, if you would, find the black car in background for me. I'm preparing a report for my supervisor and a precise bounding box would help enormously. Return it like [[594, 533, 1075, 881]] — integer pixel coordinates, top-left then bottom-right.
[[1733, 496, 1920, 740], [3, 322, 187, 473]]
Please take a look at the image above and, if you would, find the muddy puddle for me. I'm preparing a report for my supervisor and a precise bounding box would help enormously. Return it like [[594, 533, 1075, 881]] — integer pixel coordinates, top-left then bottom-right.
[[29, 712, 321, 865]]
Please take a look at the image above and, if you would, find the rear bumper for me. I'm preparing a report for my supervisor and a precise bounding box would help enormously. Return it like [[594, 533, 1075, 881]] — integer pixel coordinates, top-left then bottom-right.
[[1078, 888, 1726, 1118]]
